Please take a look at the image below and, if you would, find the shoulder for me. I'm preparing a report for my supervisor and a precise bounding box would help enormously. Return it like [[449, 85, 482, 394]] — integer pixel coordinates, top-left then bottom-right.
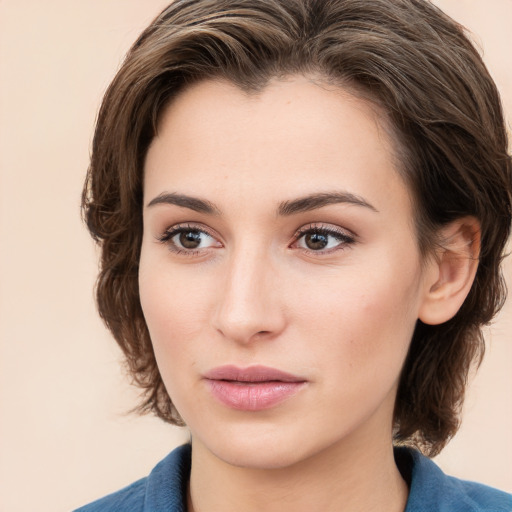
[[448, 478, 512, 511], [73, 478, 147, 512], [395, 447, 512, 512], [73, 444, 191, 512]]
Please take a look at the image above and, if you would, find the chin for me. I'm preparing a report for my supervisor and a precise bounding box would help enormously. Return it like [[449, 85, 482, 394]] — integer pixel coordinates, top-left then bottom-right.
[[212, 439, 308, 470], [191, 419, 341, 471]]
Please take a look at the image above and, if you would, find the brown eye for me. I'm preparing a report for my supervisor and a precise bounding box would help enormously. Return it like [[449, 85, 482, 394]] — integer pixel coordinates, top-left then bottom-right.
[[295, 227, 355, 253], [159, 226, 221, 253], [179, 230, 202, 249], [304, 232, 328, 250]]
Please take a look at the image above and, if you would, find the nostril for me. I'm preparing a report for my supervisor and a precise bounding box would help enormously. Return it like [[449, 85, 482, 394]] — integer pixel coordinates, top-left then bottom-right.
[[254, 330, 272, 339]]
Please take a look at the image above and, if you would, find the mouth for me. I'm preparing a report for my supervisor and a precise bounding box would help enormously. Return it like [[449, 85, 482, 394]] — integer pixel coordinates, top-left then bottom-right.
[[203, 365, 307, 411]]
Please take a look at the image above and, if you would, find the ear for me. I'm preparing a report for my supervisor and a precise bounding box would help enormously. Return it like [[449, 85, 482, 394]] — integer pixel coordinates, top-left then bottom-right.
[[419, 217, 481, 326]]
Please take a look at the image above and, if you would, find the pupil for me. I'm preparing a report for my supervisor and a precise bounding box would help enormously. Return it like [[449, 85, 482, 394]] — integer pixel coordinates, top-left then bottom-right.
[[180, 231, 201, 249], [306, 232, 328, 250]]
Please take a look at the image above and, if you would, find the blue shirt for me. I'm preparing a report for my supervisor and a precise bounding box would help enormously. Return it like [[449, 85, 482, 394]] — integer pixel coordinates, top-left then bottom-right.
[[75, 444, 512, 511]]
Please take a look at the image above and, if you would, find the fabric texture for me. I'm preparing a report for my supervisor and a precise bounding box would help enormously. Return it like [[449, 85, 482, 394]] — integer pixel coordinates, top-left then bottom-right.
[[74, 444, 512, 511]]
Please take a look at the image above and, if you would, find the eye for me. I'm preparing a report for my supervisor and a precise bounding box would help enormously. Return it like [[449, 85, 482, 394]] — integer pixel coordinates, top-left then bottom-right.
[[293, 224, 355, 253], [157, 224, 221, 253]]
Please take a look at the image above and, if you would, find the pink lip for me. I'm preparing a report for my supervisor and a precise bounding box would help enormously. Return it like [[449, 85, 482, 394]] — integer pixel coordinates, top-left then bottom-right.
[[203, 365, 307, 411]]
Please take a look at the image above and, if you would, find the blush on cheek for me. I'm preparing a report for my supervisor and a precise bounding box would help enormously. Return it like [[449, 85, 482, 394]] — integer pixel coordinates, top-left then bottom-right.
[[337, 288, 414, 365]]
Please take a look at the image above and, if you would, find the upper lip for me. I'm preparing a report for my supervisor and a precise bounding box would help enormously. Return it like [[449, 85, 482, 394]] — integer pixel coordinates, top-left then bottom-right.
[[203, 365, 306, 383]]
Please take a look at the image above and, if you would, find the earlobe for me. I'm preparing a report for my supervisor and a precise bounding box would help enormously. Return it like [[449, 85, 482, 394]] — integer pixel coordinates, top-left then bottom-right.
[[419, 217, 481, 326]]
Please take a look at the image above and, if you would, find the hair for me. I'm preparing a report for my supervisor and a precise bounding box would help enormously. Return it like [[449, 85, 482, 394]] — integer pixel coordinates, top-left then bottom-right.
[[83, 0, 511, 456]]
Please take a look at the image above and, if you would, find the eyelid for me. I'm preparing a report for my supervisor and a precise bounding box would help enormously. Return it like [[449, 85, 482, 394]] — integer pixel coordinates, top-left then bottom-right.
[[292, 222, 356, 240], [290, 222, 357, 253], [157, 222, 215, 240], [154, 221, 356, 256], [156, 222, 223, 254]]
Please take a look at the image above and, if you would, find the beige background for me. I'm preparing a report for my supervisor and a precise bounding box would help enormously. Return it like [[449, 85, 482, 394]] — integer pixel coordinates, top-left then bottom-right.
[[0, 1, 511, 511]]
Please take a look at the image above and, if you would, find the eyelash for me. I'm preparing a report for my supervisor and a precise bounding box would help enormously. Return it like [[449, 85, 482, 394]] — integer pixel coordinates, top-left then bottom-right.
[[156, 222, 356, 256], [291, 223, 356, 255], [156, 223, 220, 256]]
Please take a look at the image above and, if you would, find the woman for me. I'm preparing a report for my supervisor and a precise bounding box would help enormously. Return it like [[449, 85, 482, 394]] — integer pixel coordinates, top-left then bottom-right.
[[76, 0, 512, 510]]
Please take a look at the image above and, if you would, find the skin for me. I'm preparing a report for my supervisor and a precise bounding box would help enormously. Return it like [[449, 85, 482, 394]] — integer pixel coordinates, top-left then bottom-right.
[[139, 76, 477, 512]]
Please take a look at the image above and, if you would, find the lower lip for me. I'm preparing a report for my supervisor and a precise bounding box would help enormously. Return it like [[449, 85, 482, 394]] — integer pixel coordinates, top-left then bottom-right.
[[205, 380, 306, 411]]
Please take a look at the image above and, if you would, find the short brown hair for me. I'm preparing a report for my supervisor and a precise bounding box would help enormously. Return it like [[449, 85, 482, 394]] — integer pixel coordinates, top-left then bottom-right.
[[83, 0, 511, 456]]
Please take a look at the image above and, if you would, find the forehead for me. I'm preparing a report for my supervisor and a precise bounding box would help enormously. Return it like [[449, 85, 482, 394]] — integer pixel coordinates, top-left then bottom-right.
[[144, 76, 412, 220]]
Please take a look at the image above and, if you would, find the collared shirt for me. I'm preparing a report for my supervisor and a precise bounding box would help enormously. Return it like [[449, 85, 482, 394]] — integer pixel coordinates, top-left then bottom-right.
[[75, 444, 512, 511]]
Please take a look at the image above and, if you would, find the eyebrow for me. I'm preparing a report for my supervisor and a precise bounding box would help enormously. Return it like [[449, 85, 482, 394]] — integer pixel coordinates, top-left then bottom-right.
[[147, 192, 220, 215], [278, 192, 378, 216], [146, 190, 377, 216]]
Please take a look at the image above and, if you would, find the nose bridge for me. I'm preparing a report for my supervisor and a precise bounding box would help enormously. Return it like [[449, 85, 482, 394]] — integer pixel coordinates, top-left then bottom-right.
[[214, 240, 284, 343]]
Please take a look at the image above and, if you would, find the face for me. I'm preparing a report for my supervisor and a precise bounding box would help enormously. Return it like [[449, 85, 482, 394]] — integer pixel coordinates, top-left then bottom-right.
[[139, 76, 433, 470]]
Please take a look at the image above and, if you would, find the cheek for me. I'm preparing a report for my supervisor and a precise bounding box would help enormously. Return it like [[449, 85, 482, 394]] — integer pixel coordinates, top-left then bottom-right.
[[294, 282, 418, 425], [293, 256, 422, 375], [138, 268, 211, 417], [138, 255, 211, 369]]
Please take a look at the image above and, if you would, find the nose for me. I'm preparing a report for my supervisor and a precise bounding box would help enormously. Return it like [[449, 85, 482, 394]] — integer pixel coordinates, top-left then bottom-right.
[[212, 247, 286, 345]]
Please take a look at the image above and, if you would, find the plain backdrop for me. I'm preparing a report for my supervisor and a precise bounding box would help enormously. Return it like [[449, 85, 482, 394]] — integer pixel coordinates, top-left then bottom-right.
[[0, 1, 511, 511]]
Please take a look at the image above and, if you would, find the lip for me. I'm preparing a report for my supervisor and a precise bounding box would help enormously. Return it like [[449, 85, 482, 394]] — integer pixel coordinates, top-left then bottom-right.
[[203, 365, 307, 411]]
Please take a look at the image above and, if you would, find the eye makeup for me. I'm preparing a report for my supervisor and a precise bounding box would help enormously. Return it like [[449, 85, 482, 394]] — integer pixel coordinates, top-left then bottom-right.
[[155, 220, 356, 258], [156, 223, 222, 255], [290, 222, 357, 256]]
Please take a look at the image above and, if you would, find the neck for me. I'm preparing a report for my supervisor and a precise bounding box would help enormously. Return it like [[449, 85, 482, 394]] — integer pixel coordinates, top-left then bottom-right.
[[187, 424, 408, 512]]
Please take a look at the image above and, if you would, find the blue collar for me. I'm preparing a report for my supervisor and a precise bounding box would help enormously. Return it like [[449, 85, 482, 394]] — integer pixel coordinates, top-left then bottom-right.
[[78, 443, 511, 511]]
